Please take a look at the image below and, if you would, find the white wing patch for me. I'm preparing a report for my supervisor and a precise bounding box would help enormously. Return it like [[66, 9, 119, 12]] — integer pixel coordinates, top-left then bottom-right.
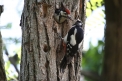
[[63, 33, 68, 43], [70, 28, 77, 46], [78, 41, 82, 49]]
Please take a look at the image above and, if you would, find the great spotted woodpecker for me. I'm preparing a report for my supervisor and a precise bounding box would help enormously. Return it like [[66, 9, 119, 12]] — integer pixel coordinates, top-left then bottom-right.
[[60, 19, 84, 73], [53, 2, 72, 24]]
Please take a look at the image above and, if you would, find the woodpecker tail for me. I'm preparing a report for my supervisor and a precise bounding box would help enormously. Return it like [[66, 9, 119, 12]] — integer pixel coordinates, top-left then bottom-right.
[[60, 54, 73, 73]]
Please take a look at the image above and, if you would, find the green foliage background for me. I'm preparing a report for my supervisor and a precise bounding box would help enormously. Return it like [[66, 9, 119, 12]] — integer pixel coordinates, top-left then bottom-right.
[[82, 0, 105, 81]]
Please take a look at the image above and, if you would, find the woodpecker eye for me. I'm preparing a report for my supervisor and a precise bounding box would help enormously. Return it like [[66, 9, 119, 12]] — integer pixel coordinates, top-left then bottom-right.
[[60, 11, 67, 16]]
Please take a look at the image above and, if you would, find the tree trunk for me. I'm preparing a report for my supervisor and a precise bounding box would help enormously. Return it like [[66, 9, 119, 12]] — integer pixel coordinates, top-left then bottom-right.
[[0, 5, 7, 81], [102, 0, 122, 81], [19, 0, 86, 81]]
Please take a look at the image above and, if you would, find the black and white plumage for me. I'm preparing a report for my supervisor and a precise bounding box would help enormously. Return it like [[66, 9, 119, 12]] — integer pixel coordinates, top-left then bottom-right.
[[60, 19, 84, 73], [53, 3, 72, 24]]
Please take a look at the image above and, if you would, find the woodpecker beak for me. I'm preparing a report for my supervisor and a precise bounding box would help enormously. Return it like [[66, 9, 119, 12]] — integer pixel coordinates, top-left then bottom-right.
[[67, 15, 73, 21]]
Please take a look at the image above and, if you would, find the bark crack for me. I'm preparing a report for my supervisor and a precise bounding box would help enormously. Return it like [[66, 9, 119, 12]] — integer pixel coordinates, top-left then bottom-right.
[[43, 22, 50, 52], [35, 8, 41, 59], [46, 58, 49, 81], [32, 50, 36, 81], [27, 63, 29, 81], [32, 5, 39, 81]]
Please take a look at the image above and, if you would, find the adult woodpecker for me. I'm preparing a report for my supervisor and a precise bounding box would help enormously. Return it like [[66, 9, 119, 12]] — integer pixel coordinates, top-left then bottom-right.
[[53, 2, 72, 24], [60, 19, 84, 73]]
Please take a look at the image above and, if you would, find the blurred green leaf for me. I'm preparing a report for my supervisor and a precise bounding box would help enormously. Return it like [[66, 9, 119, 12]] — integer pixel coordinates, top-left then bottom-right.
[[82, 40, 104, 81], [5, 61, 11, 71], [3, 37, 21, 44], [6, 23, 12, 28], [0, 23, 12, 29], [86, 0, 104, 17]]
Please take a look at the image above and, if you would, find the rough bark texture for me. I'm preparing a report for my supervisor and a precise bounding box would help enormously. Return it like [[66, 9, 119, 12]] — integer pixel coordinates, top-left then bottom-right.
[[0, 5, 7, 81], [103, 0, 122, 81], [19, 0, 86, 81]]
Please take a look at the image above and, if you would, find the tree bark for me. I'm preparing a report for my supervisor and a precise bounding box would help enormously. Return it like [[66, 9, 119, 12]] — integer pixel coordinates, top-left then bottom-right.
[[0, 5, 7, 81], [103, 0, 122, 81], [19, 0, 86, 81]]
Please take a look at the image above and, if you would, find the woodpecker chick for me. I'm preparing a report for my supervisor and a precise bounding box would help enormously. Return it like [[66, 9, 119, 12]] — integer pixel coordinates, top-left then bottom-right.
[[60, 19, 84, 73], [53, 3, 72, 24]]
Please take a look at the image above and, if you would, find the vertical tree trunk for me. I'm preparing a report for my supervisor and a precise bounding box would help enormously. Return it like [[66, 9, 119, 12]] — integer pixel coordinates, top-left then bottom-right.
[[19, 0, 86, 81], [103, 0, 122, 81], [0, 5, 7, 81]]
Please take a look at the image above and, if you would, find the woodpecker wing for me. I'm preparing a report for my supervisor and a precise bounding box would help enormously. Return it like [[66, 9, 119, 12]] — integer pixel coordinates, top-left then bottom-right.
[[75, 26, 84, 48], [66, 26, 83, 56]]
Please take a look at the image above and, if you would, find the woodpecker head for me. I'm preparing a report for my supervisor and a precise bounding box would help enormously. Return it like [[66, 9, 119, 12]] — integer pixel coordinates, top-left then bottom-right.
[[53, 2, 72, 24], [74, 19, 83, 27]]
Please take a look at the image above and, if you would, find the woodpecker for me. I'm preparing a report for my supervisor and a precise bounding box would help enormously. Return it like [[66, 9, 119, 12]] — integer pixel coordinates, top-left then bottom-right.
[[60, 19, 84, 73], [53, 2, 72, 24]]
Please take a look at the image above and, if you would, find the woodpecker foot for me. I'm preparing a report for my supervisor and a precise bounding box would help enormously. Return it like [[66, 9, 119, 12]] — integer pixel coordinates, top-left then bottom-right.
[[56, 33, 63, 40]]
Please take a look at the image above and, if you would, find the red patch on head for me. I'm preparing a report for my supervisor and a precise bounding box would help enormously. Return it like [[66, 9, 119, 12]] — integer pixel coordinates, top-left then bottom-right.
[[65, 8, 70, 14]]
